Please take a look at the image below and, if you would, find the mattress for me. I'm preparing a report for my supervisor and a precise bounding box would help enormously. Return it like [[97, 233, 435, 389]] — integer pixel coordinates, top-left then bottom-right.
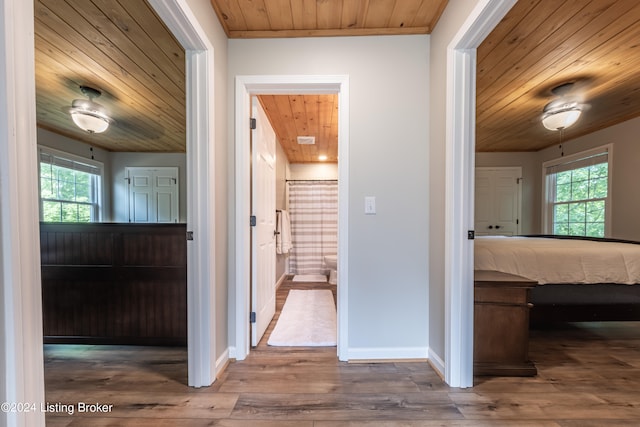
[[474, 236, 640, 285]]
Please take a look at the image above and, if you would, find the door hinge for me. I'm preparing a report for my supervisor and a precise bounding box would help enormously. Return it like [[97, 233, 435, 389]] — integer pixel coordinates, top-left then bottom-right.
[[516, 219, 519, 225], [250, 215, 257, 226], [250, 118, 256, 130], [250, 311, 256, 323], [468, 230, 475, 240], [186, 231, 194, 241]]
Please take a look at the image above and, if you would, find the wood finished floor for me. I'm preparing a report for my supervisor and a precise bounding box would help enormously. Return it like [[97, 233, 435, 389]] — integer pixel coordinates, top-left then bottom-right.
[[44, 277, 640, 426]]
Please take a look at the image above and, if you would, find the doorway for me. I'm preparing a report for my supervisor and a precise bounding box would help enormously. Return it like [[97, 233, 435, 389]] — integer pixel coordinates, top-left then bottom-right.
[[234, 75, 350, 361], [249, 93, 340, 349], [445, 0, 517, 387]]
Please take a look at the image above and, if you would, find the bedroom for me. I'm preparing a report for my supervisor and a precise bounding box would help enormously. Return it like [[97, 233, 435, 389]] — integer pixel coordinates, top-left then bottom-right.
[[472, 0, 640, 373], [33, 1, 191, 347]]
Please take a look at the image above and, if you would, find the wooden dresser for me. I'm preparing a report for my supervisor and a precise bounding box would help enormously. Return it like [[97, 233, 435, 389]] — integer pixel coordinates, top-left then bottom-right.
[[474, 270, 537, 376]]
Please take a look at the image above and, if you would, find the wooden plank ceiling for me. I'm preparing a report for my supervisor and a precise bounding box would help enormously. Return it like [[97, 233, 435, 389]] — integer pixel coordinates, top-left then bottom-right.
[[258, 95, 339, 163], [477, 0, 640, 152], [210, 0, 449, 38], [34, 0, 640, 158], [34, 0, 186, 153]]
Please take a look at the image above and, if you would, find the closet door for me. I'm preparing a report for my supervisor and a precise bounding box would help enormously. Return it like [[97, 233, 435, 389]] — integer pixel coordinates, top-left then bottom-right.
[[475, 167, 521, 236], [127, 167, 179, 223]]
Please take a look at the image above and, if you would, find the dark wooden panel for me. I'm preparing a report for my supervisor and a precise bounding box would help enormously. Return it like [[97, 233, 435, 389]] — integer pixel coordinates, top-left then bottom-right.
[[40, 222, 187, 346]]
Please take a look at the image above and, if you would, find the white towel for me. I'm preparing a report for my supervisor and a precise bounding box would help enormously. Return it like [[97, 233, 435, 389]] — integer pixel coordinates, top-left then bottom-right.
[[276, 210, 293, 254]]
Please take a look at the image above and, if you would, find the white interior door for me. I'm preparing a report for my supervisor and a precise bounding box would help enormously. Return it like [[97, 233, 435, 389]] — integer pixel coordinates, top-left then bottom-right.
[[154, 169, 179, 222], [127, 167, 179, 223], [475, 167, 521, 236], [250, 97, 276, 346]]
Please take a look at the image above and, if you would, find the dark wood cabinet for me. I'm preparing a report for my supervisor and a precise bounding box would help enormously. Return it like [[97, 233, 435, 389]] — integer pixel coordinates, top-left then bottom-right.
[[474, 270, 537, 376], [40, 223, 187, 346]]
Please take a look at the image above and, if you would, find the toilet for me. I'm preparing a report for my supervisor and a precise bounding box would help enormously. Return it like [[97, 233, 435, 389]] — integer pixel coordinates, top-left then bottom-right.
[[324, 255, 337, 285]]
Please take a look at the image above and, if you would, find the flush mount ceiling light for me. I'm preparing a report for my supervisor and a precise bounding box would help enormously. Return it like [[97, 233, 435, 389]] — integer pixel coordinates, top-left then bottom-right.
[[541, 100, 582, 131], [541, 81, 589, 131], [68, 86, 112, 134]]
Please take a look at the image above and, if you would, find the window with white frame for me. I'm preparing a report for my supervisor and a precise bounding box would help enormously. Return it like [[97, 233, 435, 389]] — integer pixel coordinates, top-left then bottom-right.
[[39, 147, 103, 222], [543, 145, 612, 237]]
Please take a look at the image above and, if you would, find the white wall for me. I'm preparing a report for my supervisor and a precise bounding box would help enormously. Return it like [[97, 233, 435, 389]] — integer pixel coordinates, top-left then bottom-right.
[[476, 116, 640, 240], [110, 152, 187, 222], [538, 116, 640, 240], [36, 128, 188, 223], [229, 35, 430, 358], [429, 0, 484, 367], [289, 163, 338, 180]]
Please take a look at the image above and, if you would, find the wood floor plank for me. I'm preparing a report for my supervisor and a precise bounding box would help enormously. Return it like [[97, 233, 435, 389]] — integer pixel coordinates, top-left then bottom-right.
[[42, 277, 640, 425], [314, 422, 562, 427], [230, 392, 463, 421]]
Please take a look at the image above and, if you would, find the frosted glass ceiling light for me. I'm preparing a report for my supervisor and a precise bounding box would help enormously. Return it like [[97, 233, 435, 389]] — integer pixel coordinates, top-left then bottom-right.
[[541, 100, 582, 131], [68, 86, 112, 134]]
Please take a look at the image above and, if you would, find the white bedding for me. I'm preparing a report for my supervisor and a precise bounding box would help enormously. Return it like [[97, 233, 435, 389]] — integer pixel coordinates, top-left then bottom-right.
[[474, 236, 640, 285]]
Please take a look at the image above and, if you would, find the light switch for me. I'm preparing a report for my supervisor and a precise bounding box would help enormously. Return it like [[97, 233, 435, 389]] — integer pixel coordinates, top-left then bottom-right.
[[365, 196, 376, 214]]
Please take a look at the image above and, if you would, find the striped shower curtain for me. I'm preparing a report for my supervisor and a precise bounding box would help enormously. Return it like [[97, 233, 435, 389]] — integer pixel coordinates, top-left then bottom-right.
[[288, 180, 338, 275]]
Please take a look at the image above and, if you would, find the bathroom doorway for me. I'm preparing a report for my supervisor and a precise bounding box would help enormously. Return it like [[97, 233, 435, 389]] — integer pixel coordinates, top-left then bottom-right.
[[250, 95, 339, 350], [234, 75, 350, 362]]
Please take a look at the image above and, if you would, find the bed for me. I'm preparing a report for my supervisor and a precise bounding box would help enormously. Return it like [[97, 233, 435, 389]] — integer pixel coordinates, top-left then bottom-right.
[[474, 235, 640, 323]]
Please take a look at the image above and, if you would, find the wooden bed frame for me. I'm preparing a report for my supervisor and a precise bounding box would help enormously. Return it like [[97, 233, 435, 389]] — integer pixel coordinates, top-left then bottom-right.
[[523, 235, 640, 324]]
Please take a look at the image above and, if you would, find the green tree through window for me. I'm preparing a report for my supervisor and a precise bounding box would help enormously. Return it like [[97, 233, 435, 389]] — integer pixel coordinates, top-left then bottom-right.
[[545, 148, 609, 238], [39, 148, 102, 222]]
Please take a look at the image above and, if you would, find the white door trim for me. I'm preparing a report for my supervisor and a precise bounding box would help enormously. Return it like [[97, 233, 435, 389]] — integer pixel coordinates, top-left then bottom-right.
[[234, 75, 350, 361], [445, 0, 517, 388], [1, 0, 45, 424], [149, 0, 217, 387]]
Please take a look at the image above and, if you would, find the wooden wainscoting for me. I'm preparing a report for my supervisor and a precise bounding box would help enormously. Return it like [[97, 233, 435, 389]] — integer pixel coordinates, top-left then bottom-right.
[[40, 223, 187, 346]]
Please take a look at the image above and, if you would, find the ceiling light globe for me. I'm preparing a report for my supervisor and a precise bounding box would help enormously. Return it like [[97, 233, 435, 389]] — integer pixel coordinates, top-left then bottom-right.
[[69, 98, 111, 133], [542, 107, 581, 131], [70, 111, 110, 133]]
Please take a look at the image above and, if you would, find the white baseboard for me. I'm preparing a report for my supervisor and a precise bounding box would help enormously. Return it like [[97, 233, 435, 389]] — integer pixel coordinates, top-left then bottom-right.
[[215, 347, 230, 378], [276, 272, 287, 289], [427, 347, 445, 378], [347, 346, 428, 361], [227, 346, 236, 360]]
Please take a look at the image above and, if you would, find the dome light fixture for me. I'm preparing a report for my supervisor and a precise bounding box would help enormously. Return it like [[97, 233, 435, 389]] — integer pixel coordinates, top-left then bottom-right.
[[68, 86, 112, 134], [541, 100, 582, 131]]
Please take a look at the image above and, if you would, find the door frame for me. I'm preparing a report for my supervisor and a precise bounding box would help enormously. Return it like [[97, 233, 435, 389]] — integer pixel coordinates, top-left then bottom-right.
[[234, 75, 350, 361], [133, 1, 218, 387], [1, 0, 218, 419], [445, 0, 517, 387]]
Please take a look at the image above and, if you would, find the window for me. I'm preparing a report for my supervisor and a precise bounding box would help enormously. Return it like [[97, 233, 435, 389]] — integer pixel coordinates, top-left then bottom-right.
[[543, 145, 611, 237], [39, 147, 103, 222]]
